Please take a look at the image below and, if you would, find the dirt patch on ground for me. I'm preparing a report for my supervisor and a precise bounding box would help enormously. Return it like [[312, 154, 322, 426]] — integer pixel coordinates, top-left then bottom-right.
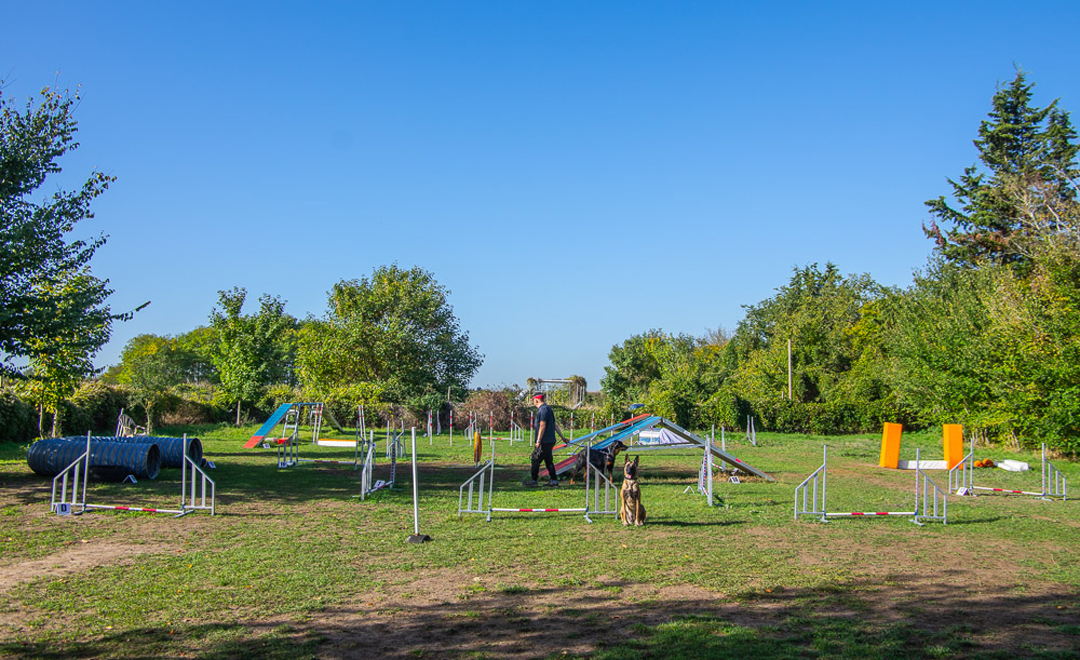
[[0, 540, 166, 596], [303, 562, 1078, 659]]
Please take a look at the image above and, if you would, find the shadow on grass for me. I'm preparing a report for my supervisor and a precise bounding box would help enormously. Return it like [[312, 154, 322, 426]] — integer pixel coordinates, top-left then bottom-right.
[[2, 573, 1078, 659]]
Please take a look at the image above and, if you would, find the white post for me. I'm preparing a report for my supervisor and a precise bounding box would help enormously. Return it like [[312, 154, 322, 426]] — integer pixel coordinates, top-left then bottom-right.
[[406, 428, 430, 542]]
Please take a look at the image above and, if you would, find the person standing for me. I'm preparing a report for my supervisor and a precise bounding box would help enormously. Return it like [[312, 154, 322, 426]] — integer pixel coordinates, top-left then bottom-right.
[[524, 392, 567, 486]]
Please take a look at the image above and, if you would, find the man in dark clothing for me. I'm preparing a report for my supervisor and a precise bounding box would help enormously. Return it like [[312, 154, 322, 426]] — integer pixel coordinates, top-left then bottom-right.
[[523, 392, 567, 486]]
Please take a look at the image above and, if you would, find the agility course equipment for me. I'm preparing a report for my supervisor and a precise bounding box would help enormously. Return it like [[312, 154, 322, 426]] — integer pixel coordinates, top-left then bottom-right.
[[795, 446, 947, 525], [949, 441, 1067, 500], [115, 409, 146, 437], [879, 423, 964, 470], [745, 416, 758, 446], [35, 435, 204, 471], [406, 428, 432, 543], [29, 438, 162, 481], [244, 402, 343, 449], [50, 434, 215, 517], [536, 415, 773, 483], [245, 402, 360, 469], [458, 443, 617, 523]]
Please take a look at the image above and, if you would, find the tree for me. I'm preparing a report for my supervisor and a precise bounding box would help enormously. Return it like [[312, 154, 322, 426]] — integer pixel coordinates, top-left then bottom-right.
[[297, 265, 482, 406], [22, 270, 113, 436], [1, 83, 117, 376], [725, 263, 889, 405], [925, 70, 1079, 268], [209, 288, 295, 425], [108, 334, 185, 433]]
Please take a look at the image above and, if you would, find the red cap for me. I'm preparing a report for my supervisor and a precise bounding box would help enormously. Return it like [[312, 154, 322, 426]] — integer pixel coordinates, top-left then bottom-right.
[[532, 393, 544, 400]]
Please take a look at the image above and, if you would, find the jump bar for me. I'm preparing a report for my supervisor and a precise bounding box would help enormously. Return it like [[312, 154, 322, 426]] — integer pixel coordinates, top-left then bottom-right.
[[490, 507, 587, 513], [826, 511, 916, 517], [973, 486, 1042, 496]]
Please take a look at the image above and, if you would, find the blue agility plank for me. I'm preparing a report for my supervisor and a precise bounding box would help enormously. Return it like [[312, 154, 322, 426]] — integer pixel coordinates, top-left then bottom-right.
[[244, 403, 295, 448]]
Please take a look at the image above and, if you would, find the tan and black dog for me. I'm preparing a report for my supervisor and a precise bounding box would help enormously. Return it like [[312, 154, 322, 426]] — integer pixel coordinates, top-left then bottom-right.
[[619, 455, 647, 526], [568, 440, 628, 484]]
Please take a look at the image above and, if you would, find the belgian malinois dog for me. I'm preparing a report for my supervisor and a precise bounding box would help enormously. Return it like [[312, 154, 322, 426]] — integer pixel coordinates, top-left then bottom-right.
[[619, 455, 646, 526]]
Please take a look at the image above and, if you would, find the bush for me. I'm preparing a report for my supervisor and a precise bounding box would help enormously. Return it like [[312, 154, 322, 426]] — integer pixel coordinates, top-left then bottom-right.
[[458, 389, 530, 432], [69, 381, 131, 434], [747, 398, 914, 435], [0, 388, 37, 443]]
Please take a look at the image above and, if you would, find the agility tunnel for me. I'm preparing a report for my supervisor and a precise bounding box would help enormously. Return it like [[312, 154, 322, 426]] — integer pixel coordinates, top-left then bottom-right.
[[49, 435, 202, 469], [27, 438, 161, 481]]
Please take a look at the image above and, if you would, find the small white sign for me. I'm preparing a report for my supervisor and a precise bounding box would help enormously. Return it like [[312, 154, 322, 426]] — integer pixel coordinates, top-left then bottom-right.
[[56, 503, 72, 516], [729, 476, 741, 484]]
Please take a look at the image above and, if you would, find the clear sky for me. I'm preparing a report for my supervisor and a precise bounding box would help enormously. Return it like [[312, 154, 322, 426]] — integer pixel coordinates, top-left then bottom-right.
[[4, 2, 1080, 390]]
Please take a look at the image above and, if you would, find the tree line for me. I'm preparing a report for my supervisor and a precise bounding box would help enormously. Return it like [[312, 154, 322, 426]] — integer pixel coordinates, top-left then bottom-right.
[[600, 71, 1080, 453]]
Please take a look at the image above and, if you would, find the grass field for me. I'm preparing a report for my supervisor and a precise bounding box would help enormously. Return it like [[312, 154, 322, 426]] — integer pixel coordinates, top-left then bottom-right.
[[1, 424, 1078, 659]]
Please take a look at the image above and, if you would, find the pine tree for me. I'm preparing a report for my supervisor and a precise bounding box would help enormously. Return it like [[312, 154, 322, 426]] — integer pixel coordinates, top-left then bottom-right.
[[924, 71, 1079, 267]]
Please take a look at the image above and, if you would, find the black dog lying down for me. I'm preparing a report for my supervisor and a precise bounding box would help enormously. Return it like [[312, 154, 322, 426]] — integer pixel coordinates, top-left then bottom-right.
[[567, 440, 628, 484]]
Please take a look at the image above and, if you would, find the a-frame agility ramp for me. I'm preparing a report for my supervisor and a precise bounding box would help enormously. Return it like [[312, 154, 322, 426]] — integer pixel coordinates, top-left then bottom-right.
[[539, 414, 773, 482]]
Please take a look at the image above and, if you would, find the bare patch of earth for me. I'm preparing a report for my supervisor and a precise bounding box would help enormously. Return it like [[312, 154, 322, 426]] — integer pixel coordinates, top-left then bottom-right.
[[306, 546, 1079, 660], [0, 540, 169, 597]]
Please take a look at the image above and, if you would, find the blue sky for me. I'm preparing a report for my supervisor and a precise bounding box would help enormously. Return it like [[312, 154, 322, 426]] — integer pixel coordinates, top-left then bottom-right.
[[4, 2, 1080, 389]]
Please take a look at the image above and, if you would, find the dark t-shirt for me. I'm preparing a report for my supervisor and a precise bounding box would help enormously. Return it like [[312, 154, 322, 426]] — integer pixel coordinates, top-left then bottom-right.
[[535, 403, 557, 445]]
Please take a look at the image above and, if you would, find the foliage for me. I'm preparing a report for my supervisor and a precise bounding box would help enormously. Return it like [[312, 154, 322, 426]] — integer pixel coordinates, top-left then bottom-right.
[[725, 263, 890, 407], [114, 334, 185, 433], [924, 70, 1079, 268], [0, 387, 36, 442], [296, 265, 482, 405], [0, 83, 117, 377], [601, 330, 725, 428], [209, 287, 296, 424], [22, 270, 114, 436], [459, 388, 529, 432]]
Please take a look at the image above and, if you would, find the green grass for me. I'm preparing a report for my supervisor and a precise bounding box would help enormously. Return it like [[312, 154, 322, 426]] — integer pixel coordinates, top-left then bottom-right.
[[2, 425, 1079, 658]]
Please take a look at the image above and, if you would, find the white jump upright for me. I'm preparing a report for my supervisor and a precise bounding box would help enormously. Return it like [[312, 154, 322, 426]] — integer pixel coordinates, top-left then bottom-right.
[[683, 434, 716, 505], [795, 446, 946, 525], [952, 441, 1067, 500], [51, 433, 215, 517]]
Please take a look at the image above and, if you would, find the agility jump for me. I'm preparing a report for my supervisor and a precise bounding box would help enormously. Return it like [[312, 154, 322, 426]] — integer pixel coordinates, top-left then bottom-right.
[[796, 445, 947, 525], [458, 443, 617, 523], [949, 441, 1067, 501]]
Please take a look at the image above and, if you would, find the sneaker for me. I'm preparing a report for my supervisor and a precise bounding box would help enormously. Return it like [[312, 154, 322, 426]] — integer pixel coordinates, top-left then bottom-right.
[[545, 480, 560, 487], [521, 479, 539, 487]]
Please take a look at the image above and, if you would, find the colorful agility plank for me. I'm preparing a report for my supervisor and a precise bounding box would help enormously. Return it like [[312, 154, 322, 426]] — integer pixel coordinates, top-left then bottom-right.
[[244, 403, 294, 448]]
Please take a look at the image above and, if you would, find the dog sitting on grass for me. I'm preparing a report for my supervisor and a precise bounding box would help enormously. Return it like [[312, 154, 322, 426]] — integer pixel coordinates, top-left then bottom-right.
[[567, 440, 628, 484], [619, 455, 646, 526]]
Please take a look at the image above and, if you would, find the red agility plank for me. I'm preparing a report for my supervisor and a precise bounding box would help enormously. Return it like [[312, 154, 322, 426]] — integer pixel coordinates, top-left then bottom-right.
[[243, 435, 265, 449]]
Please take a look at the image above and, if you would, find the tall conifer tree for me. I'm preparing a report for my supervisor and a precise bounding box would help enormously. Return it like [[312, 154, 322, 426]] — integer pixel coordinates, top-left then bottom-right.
[[925, 71, 1079, 267]]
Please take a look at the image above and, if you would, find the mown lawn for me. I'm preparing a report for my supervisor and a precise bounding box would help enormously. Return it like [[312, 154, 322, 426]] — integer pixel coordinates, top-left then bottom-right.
[[1, 424, 1078, 659]]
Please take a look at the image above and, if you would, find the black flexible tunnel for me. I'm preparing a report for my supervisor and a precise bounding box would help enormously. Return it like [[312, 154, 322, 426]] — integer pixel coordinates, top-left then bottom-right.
[[53, 436, 201, 469], [27, 439, 161, 481]]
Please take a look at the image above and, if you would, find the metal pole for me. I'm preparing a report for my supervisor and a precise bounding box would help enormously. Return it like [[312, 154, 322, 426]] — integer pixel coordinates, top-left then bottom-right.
[[407, 428, 430, 543], [821, 445, 828, 522]]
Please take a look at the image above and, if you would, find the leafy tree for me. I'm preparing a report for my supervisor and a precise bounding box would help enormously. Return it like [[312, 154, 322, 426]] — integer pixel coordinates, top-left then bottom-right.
[[725, 263, 889, 406], [297, 265, 482, 406], [925, 70, 1079, 267], [600, 330, 667, 409], [209, 287, 295, 425], [108, 334, 185, 433], [120, 334, 181, 434], [1, 84, 117, 376], [601, 330, 722, 427], [22, 270, 113, 436]]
